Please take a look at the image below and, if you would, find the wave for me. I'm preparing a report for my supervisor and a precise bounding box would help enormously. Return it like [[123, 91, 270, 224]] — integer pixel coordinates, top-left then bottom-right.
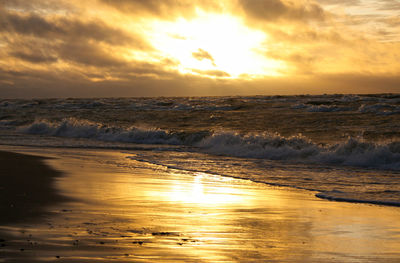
[[292, 103, 352, 112], [20, 118, 400, 170], [197, 132, 400, 170], [358, 103, 400, 115], [20, 118, 183, 145], [315, 191, 400, 207]]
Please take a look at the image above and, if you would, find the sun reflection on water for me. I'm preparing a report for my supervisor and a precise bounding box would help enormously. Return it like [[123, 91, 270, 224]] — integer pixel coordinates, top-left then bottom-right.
[[168, 172, 246, 206]]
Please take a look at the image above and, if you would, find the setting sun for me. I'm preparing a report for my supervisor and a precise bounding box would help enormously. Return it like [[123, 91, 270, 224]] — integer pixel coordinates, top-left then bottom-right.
[[149, 12, 286, 79]]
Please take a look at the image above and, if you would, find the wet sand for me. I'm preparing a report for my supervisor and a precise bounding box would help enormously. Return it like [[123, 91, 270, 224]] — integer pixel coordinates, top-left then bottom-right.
[[0, 151, 67, 225], [1, 147, 400, 262]]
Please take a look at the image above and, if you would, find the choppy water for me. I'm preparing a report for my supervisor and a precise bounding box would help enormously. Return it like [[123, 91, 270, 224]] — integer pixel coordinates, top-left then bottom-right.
[[1, 94, 400, 206]]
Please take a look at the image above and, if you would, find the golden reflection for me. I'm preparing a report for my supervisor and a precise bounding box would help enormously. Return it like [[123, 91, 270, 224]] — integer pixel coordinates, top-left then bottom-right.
[[168, 172, 246, 205], [3, 148, 400, 262]]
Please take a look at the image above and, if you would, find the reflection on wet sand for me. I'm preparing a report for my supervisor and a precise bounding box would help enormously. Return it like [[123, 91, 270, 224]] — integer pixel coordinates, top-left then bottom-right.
[[1, 148, 400, 262]]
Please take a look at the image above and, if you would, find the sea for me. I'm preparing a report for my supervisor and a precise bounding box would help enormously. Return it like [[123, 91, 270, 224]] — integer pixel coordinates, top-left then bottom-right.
[[1, 94, 400, 207]]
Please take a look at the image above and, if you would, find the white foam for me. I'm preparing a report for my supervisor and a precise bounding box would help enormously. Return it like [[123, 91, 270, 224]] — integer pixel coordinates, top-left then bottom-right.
[[20, 118, 400, 170], [197, 132, 400, 170], [21, 118, 182, 145]]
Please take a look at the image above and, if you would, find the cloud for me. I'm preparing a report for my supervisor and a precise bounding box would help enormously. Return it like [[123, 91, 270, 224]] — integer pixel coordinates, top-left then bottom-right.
[[377, 0, 400, 11], [381, 16, 400, 27], [100, 0, 326, 23], [0, 4, 156, 77], [57, 41, 127, 67], [192, 48, 216, 66], [191, 69, 230, 77], [10, 51, 58, 64], [99, 0, 223, 19], [266, 26, 346, 44], [237, 0, 325, 23], [0, 66, 233, 98], [0, 9, 148, 48], [316, 0, 361, 6], [0, 10, 62, 37], [0, 0, 74, 13], [0, 2, 181, 98], [2, 66, 399, 98]]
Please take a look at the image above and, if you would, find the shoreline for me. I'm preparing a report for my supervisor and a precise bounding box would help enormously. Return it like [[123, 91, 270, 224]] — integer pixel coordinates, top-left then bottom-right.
[[1, 146, 400, 262], [0, 150, 67, 225]]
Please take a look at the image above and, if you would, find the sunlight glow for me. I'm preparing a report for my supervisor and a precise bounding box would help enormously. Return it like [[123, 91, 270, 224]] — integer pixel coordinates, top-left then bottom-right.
[[149, 12, 285, 79], [169, 173, 245, 205]]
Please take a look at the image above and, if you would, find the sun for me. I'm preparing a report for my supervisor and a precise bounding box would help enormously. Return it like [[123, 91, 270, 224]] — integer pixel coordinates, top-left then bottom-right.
[[148, 12, 285, 79]]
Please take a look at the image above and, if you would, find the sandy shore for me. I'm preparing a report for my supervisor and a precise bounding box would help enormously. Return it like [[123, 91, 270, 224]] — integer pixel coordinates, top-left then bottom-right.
[[1, 147, 400, 262], [0, 151, 68, 225]]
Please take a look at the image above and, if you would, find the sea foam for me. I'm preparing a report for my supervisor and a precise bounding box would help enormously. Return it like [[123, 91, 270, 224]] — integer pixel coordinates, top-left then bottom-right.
[[198, 132, 400, 170], [21, 118, 182, 145], [20, 118, 400, 171]]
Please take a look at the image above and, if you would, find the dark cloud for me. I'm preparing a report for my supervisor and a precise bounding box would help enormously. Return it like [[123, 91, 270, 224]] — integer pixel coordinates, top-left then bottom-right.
[[316, 0, 361, 5], [58, 41, 126, 67], [111, 61, 180, 80], [0, 4, 182, 86], [99, 0, 222, 19], [192, 48, 216, 66], [267, 27, 346, 44], [191, 69, 230, 77], [0, 9, 62, 37], [10, 51, 58, 64], [101, 0, 326, 23], [101, 0, 187, 16], [0, 0, 73, 13], [0, 66, 233, 98], [1, 35, 58, 65], [0, 9, 148, 48], [2, 65, 399, 98], [0, 5, 154, 73], [238, 0, 325, 23]]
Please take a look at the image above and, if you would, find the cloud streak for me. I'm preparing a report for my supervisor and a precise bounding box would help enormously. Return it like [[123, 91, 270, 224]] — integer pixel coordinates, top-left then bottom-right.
[[238, 0, 325, 23]]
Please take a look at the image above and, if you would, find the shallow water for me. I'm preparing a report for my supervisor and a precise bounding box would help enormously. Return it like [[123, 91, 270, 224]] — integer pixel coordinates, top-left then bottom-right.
[[1, 147, 400, 262]]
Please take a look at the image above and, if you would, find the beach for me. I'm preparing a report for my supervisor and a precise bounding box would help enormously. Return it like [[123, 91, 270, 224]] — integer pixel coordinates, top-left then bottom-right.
[[2, 0, 400, 260], [1, 146, 400, 262], [0, 151, 68, 225]]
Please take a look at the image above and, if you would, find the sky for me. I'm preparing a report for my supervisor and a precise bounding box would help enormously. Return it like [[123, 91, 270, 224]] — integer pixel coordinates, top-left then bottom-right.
[[0, 0, 400, 98]]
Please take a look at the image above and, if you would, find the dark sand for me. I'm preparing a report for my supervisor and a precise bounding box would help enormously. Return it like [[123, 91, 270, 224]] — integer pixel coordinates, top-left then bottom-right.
[[0, 151, 67, 224]]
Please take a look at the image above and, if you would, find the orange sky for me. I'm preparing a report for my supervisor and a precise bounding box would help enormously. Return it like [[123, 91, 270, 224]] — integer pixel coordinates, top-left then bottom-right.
[[0, 0, 399, 97]]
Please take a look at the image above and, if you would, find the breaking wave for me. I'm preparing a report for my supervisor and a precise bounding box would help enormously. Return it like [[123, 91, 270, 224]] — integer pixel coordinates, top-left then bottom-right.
[[21, 118, 400, 170], [20, 118, 183, 145], [198, 132, 400, 170]]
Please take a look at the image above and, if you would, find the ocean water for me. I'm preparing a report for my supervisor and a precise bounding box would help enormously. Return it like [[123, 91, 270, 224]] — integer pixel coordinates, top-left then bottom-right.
[[1, 94, 400, 206]]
